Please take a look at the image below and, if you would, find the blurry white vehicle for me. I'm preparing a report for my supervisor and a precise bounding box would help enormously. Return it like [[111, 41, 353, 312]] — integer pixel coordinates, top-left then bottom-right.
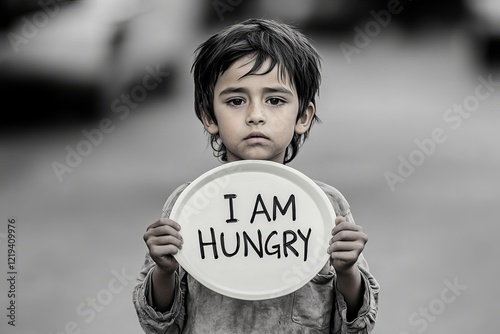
[[0, 0, 200, 124]]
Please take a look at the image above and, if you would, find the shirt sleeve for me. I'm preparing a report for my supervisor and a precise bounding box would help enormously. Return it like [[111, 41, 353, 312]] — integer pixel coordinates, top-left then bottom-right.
[[132, 183, 191, 334], [132, 253, 185, 334], [331, 253, 380, 333]]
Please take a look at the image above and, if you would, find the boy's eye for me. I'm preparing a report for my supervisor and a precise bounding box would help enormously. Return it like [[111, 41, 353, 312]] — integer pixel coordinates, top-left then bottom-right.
[[267, 98, 285, 106], [227, 98, 245, 106]]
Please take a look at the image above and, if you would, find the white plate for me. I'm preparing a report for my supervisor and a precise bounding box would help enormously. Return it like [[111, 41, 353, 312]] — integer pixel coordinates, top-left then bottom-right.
[[170, 160, 335, 300]]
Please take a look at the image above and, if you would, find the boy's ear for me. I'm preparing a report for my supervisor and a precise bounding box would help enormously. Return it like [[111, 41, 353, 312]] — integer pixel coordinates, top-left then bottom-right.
[[295, 102, 316, 135], [201, 112, 219, 135]]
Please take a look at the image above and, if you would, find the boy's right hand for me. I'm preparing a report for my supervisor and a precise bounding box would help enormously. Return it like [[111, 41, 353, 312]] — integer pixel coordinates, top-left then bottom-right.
[[143, 218, 183, 275]]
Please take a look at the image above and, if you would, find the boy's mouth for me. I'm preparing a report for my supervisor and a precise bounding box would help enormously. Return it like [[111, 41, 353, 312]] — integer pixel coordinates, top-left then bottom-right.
[[244, 132, 269, 143], [245, 132, 269, 140]]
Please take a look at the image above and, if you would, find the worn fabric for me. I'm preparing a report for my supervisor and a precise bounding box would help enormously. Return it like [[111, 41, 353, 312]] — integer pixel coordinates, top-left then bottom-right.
[[133, 180, 379, 333]]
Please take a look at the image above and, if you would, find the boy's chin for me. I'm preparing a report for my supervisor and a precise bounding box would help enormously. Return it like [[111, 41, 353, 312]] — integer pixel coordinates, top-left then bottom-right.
[[226, 148, 285, 163], [228, 154, 284, 164]]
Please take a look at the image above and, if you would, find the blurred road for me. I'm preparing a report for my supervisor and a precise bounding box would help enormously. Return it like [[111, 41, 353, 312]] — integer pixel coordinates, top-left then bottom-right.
[[1, 8, 500, 334]]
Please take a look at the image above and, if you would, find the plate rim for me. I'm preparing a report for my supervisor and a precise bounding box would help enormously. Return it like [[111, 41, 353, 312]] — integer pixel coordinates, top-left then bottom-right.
[[169, 160, 336, 300]]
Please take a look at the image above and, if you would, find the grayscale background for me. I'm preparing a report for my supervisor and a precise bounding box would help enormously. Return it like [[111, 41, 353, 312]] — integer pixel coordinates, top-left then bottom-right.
[[1, 0, 499, 333]]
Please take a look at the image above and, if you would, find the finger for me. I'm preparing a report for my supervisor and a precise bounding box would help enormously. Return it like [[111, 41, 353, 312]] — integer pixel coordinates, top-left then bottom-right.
[[329, 230, 368, 245], [148, 235, 183, 249], [334, 215, 346, 226], [149, 244, 181, 258], [147, 219, 166, 230], [332, 222, 363, 236], [145, 218, 183, 241], [150, 224, 183, 237], [330, 230, 367, 244], [145, 233, 183, 250], [328, 234, 359, 245], [147, 218, 181, 232], [329, 250, 359, 263], [328, 240, 365, 253]]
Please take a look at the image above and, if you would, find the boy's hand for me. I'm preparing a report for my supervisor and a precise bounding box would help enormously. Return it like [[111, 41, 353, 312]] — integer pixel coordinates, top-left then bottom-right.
[[143, 218, 183, 275], [327, 216, 367, 274]]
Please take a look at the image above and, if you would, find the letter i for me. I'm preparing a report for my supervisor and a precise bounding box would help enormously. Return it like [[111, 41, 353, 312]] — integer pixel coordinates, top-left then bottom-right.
[[224, 194, 238, 223]]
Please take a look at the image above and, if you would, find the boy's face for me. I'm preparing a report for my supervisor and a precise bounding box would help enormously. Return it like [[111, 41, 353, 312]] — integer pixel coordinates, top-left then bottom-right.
[[203, 55, 315, 163]]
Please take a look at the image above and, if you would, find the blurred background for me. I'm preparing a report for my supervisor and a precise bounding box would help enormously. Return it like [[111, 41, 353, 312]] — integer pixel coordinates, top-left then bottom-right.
[[1, 0, 499, 333]]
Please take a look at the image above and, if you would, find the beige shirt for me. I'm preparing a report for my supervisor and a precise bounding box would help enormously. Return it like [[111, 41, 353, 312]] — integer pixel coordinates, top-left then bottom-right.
[[133, 180, 379, 333]]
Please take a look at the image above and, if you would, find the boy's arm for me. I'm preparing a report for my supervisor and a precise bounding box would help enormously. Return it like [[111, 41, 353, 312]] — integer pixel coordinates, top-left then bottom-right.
[[133, 217, 185, 333], [335, 263, 364, 321], [132, 253, 185, 334], [144, 218, 183, 312], [331, 253, 379, 333], [315, 181, 378, 332], [133, 183, 190, 333], [329, 215, 367, 321], [151, 266, 176, 311], [329, 214, 379, 333]]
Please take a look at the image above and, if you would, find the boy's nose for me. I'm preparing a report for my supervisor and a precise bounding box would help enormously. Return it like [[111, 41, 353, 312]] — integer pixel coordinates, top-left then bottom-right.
[[245, 103, 266, 125]]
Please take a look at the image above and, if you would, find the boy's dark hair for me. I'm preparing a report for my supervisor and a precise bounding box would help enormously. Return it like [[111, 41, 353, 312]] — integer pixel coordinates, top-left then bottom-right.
[[192, 18, 321, 163]]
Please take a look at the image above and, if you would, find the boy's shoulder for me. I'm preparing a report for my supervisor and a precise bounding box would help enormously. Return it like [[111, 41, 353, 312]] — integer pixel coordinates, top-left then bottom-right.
[[312, 180, 351, 217], [161, 182, 191, 218], [161, 180, 351, 219]]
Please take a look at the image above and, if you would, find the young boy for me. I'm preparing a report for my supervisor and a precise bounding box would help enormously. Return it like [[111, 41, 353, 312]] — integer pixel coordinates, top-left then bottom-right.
[[133, 18, 379, 333]]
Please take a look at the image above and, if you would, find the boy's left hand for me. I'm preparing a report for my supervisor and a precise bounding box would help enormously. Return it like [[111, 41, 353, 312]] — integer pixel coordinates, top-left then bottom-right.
[[327, 215, 368, 274]]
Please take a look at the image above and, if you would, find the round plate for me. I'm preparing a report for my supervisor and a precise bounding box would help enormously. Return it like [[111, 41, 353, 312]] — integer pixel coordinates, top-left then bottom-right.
[[169, 160, 335, 300]]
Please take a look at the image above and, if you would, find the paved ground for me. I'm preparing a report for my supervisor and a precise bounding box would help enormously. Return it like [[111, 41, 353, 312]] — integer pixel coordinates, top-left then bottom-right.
[[1, 19, 499, 334]]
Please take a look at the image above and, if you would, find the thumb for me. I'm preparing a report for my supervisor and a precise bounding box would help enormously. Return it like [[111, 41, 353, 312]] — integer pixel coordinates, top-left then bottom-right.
[[334, 215, 346, 226]]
